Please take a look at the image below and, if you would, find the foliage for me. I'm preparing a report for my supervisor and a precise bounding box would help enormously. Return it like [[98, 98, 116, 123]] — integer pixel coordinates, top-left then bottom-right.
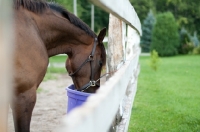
[[129, 55, 200, 132], [164, 0, 200, 36], [129, 0, 154, 23], [178, 27, 193, 54], [193, 46, 200, 55], [179, 27, 190, 47], [140, 10, 155, 52], [178, 28, 200, 54], [151, 12, 180, 56], [130, 0, 200, 39], [189, 32, 200, 47], [180, 42, 194, 55], [149, 50, 159, 71], [44, 55, 67, 81], [78, 0, 109, 33]]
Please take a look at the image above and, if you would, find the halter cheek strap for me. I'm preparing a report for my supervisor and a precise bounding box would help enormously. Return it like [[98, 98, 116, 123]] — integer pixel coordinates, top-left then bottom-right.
[[69, 38, 99, 92]]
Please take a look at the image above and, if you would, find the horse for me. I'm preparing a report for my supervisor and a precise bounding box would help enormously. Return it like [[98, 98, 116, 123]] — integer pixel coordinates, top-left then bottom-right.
[[12, 0, 106, 131]]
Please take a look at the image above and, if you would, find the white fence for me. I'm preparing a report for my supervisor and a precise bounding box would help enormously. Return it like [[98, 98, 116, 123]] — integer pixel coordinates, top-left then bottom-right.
[[56, 0, 141, 132], [0, 0, 14, 131]]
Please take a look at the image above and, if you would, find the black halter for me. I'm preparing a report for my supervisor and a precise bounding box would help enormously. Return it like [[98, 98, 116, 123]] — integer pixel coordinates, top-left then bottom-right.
[[69, 38, 100, 92]]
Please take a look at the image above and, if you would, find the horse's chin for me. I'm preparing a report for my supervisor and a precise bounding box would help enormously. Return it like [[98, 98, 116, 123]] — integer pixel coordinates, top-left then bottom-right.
[[74, 83, 99, 93], [85, 86, 99, 93]]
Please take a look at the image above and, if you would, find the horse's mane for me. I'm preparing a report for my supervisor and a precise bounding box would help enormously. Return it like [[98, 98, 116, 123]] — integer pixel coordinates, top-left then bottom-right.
[[48, 3, 96, 38], [14, 0, 96, 38], [14, 0, 106, 64], [14, 0, 48, 13]]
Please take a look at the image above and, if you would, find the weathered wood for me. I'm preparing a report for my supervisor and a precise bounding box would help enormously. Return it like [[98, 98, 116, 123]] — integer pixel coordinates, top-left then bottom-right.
[[117, 58, 140, 132], [116, 25, 141, 132], [0, 0, 14, 132], [89, 0, 142, 35], [126, 26, 140, 60], [107, 14, 126, 131], [56, 49, 140, 132], [107, 14, 124, 76]]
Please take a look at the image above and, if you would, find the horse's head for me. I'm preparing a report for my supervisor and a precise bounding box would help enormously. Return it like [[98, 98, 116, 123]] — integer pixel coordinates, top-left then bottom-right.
[[66, 28, 107, 93]]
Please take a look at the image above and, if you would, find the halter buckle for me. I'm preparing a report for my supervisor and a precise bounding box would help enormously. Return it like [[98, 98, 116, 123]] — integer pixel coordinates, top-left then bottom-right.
[[90, 81, 96, 86], [88, 55, 94, 61]]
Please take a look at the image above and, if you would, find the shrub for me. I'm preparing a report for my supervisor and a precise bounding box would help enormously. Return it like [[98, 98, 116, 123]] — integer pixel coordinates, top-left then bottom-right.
[[149, 50, 160, 71], [151, 12, 180, 56], [178, 28, 199, 54], [181, 42, 195, 54], [190, 31, 200, 47], [178, 27, 191, 54], [140, 10, 155, 53], [193, 46, 200, 55]]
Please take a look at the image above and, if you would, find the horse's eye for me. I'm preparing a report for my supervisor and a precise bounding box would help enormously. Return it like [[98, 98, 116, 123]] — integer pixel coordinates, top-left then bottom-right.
[[99, 60, 103, 67]]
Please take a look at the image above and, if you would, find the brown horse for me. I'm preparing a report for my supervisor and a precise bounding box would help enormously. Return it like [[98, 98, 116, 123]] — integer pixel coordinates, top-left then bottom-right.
[[12, 0, 106, 131]]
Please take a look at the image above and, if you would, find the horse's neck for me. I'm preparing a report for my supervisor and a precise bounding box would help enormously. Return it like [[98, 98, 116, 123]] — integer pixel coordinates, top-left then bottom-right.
[[33, 10, 93, 57]]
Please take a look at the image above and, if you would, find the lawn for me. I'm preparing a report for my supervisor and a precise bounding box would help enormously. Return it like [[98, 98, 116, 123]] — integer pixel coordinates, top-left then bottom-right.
[[43, 55, 67, 81], [128, 55, 200, 132]]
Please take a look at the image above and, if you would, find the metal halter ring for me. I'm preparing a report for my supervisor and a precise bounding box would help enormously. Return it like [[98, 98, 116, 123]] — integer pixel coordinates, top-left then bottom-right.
[[88, 55, 94, 61], [90, 81, 96, 86]]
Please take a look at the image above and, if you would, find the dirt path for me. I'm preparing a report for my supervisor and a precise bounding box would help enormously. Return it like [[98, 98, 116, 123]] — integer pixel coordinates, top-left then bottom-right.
[[8, 74, 73, 132]]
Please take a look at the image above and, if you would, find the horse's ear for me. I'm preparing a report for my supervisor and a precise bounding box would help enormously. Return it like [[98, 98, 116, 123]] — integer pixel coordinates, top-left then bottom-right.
[[98, 27, 106, 43]]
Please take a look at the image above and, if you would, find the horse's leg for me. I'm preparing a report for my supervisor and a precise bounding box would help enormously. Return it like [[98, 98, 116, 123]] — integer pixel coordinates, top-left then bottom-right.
[[11, 87, 36, 132]]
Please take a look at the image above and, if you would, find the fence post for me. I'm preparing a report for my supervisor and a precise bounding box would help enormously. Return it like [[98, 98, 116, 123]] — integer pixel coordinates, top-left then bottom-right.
[[0, 0, 14, 131], [107, 14, 127, 131], [107, 14, 124, 76]]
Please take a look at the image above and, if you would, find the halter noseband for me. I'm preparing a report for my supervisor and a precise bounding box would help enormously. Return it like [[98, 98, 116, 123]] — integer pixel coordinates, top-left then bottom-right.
[[69, 38, 100, 92]]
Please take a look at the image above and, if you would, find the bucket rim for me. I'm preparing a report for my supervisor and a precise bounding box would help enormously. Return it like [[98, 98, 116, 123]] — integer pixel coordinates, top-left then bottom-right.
[[66, 84, 92, 96]]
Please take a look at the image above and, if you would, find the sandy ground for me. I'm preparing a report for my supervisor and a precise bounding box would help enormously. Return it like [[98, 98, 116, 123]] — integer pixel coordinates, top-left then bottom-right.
[[8, 74, 73, 132]]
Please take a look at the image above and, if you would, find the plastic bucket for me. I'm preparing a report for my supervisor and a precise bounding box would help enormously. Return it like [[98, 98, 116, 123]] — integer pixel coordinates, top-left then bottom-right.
[[66, 84, 92, 113]]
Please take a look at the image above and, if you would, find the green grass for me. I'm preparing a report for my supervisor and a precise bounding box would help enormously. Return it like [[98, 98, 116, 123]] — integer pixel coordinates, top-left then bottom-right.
[[49, 55, 67, 63], [43, 55, 68, 81], [128, 55, 200, 132]]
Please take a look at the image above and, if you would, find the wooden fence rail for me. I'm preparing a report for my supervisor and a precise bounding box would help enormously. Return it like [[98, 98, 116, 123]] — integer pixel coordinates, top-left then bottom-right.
[[56, 0, 141, 132], [0, 0, 14, 132]]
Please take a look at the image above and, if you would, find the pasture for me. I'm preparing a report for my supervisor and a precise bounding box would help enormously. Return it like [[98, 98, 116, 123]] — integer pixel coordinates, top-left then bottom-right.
[[42, 55, 200, 131], [128, 55, 200, 132]]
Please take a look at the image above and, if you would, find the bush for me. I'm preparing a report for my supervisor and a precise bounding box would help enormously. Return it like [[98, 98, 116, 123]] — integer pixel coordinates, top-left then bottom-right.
[[151, 12, 180, 56], [181, 42, 195, 54], [149, 50, 160, 71], [190, 31, 200, 47], [178, 28, 199, 54], [178, 27, 191, 54], [193, 46, 200, 55]]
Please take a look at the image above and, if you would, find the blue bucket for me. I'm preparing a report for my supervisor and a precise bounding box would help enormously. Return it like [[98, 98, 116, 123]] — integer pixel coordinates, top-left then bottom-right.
[[66, 84, 92, 113]]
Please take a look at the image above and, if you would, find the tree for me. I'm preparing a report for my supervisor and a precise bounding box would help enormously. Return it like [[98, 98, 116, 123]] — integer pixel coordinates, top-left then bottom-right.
[[130, 0, 200, 39], [151, 12, 180, 56], [154, 0, 200, 38], [178, 27, 191, 54], [140, 10, 155, 52], [78, 0, 109, 33], [129, 0, 154, 23]]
